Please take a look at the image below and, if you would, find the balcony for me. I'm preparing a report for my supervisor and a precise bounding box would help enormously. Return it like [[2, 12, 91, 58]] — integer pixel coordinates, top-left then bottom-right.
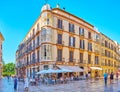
[[56, 40, 64, 46], [79, 34, 84, 37], [94, 50, 99, 54], [101, 43, 105, 46], [57, 25, 64, 30], [102, 53, 105, 56], [56, 57, 65, 62], [35, 43, 40, 48]]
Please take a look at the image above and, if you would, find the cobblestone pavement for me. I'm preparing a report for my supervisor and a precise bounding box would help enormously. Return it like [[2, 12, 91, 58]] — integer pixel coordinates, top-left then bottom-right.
[[19, 79, 120, 92], [1, 78, 120, 92]]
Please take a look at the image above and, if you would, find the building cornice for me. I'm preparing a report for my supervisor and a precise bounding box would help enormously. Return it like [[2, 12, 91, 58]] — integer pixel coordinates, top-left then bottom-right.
[[0, 32, 4, 41]]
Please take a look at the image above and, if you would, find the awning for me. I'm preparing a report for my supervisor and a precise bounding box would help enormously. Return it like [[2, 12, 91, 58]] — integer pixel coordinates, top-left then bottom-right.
[[36, 68, 73, 74], [57, 65, 84, 72], [90, 67, 102, 70]]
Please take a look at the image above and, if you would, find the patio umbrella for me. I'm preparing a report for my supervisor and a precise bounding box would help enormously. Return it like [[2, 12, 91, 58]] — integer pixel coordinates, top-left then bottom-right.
[[36, 69, 58, 74], [55, 68, 73, 73], [36, 68, 73, 74]]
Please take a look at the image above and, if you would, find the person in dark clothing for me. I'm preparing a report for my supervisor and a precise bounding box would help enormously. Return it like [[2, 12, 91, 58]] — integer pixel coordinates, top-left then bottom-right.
[[7, 75, 10, 82], [110, 72, 114, 84], [14, 76, 18, 91]]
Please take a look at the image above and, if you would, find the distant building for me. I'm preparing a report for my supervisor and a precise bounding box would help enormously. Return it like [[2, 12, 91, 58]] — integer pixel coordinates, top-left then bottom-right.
[[16, 4, 120, 78], [0, 32, 4, 78]]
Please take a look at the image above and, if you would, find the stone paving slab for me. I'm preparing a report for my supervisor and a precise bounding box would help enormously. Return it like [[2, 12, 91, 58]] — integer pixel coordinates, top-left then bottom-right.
[[17, 79, 120, 92], [1, 78, 120, 92]]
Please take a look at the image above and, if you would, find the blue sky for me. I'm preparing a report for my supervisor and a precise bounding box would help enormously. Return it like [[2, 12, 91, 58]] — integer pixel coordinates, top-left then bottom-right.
[[0, 0, 120, 63]]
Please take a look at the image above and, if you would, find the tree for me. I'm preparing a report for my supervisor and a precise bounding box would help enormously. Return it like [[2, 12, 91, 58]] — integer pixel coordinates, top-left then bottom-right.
[[2, 62, 15, 76]]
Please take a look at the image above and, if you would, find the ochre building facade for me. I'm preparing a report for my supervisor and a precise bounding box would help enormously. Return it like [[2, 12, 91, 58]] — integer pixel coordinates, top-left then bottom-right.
[[0, 32, 4, 78], [16, 4, 120, 78]]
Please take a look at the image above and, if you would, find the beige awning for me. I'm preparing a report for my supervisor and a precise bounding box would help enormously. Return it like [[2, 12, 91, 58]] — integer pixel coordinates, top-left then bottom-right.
[[90, 67, 102, 70], [57, 65, 84, 72]]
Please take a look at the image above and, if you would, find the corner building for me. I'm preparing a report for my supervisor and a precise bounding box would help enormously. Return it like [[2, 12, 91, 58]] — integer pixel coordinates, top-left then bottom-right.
[[0, 32, 4, 78], [16, 4, 120, 78]]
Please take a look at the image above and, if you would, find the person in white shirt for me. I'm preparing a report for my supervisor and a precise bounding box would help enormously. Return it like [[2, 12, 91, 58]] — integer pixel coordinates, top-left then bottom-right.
[[24, 76, 29, 91]]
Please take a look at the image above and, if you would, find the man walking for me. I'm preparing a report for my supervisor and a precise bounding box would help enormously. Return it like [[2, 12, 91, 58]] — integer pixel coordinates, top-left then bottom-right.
[[103, 72, 108, 86], [14, 76, 18, 92]]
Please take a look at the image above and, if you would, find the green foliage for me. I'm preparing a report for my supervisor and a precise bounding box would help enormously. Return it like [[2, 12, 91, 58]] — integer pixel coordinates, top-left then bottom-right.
[[2, 62, 15, 76]]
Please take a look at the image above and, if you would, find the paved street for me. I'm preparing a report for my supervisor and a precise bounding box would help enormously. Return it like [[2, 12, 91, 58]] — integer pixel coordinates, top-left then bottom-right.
[[1, 78, 120, 92], [27, 79, 120, 92], [0, 77, 14, 92]]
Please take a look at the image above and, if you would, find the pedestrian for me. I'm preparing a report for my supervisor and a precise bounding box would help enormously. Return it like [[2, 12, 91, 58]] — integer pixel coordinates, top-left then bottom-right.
[[103, 72, 108, 86], [110, 72, 114, 84], [116, 72, 119, 80], [86, 73, 88, 80], [7, 75, 10, 82], [24, 76, 29, 92], [14, 76, 18, 91]]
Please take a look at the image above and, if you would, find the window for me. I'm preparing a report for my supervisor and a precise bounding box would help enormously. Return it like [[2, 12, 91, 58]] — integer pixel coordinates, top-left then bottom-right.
[[41, 44, 52, 60], [37, 23, 39, 30], [41, 28, 52, 42], [69, 51, 73, 62], [105, 59, 107, 66], [108, 60, 110, 66], [79, 27, 84, 36], [57, 49, 62, 61], [80, 53, 83, 63], [69, 23, 74, 33], [88, 32, 91, 39], [47, 18, 49, 25], [37, 50, 39, 62], [58, 34, 62, 44], [44, 65, 49, 70], [88, 42, 92, 51], [33, 28, 35, 35], [105, 40, 107, 47], [32, 52, 35, 62], [80, 40, 85, 49], [105, 50, 107, 56], [33, 40, 35, 49], [95, 56, 99, 65], [95, 34, 99, 42], [27, 56, 29, 65], [37, 36, 39, 46], [57, 19, 63, 29], [88, 55, 91, 64], [69, 36, 75, 47]]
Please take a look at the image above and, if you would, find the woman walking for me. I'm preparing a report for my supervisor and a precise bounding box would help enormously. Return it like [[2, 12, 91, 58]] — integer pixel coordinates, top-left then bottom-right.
[[110, 72, 114, 84]]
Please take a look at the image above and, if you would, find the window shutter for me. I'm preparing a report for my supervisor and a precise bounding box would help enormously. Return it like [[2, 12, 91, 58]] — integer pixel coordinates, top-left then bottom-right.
[[69, 23, 71, 32], [72, 24, 74, 33], [73, 37, 75, 47], [69, 37, 71, 46], [83, 40, 85, 49]]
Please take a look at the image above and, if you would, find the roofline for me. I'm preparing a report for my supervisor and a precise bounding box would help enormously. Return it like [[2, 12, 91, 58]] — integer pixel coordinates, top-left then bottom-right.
[[100, 32, 117, 44], [52, 8, 94, 28], [21, 15, 41, 44]]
